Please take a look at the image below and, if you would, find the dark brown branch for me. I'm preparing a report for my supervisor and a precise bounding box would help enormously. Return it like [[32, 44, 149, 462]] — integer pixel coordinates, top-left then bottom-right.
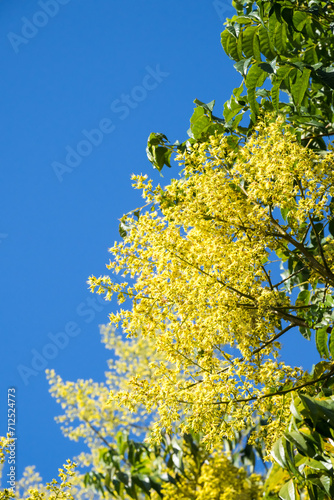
[[271, 309, 307, 328], [273, 267, 307, 288], [82, 417, 113, 449], [268, 208, 334, 284], [179, 324, 295, 392], [211, 366, 334, 405], [177, 365, 334, 405], [169, 250, 256, 302], [302, 131, 334, 142], [297, 178, 331, 275]]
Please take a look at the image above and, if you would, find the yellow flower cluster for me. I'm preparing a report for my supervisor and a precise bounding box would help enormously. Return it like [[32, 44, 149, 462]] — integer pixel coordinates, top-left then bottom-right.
[[0, 437, 11, 466], [45, 325, 163, 472], [89, 115, 334, 450], [0, 461, 78, 500]]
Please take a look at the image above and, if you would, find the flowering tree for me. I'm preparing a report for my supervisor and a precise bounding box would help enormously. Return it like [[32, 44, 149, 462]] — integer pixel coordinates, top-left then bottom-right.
[[89, 115, 334, 450], [3, 0, 334, 498]]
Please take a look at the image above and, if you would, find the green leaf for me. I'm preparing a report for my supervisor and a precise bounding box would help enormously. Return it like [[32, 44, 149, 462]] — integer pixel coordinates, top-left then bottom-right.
[[318, 475, 331, 495], [290, 68, 311, 108], [274, 23, 288, 55], [285, 430, 314, 456], [281, 8, 294, 29], [105, 471, 111, 489], [234, 56, 252, 77], [293, 11, 308, 32], [312, 360, 332, 380], [329, 329, 334, 359], [272, 437, 288, 468], [299, 326, 312, 340], [242, 26, 261, 60], [303, 47, 318, 66], [224, 100, 244, 123], [233, 82, 244, 99], [299, 394, 334, 428], [233, 15, 253, 25], [290, 396, 302, 421], [315, 327, 330, 359], [221, 29, 230, 54], [316, 68, 334, 90], [299, 457, 328, 470], [258, 62, 275, 74], [258, 25, 275, 59], [232, 112, 244, 130], [154, 146, 171, 170], [189, 107, 212, 140], [296, 290, 310, 306], [119, 220, 130, 239], [193, 98, 215, 113], [279, 479, 297, 500], [221, 30, 241, 61], [271, 66, 293, 109], [146, 132, 172, 171], [328, 218, 334, 237], [245, 63, 267, 114]]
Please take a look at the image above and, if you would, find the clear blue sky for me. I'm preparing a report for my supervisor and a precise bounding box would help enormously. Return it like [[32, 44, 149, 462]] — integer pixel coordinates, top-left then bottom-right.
[[0, 0, 320, 485]]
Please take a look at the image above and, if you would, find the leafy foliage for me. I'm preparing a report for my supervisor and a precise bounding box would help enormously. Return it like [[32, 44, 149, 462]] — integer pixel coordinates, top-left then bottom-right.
[[266, 393, 334, 499], [221, 0, 334, 146], [84, 430, 264, 499], [146, 0, 334, 171]]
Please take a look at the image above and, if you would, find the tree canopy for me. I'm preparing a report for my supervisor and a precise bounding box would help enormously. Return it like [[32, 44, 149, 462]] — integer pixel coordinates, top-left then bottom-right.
[[89, 114, 334, 453]]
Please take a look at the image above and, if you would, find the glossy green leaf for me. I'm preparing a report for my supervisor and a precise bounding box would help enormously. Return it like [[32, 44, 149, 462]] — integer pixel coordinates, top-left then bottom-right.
[[285, 431, 314, 457], [299, 457, 328, 470], [258, 62, 275, 74], [221, 29, 231, 54], [315, 327, 330, 359], [258, 25, 275, 59], [272, 437, 288, 468], [290, 68, 311, 108], [279, 479, 297, 500], [221, 30, 241, 61], [271, 66, 293, 109], [296, 290, 310, 306], [274, 23, 288, 55], [189, 107, 211, 140], [245, 63, 267, 114], [293, 11, 307, 32], [242, 26, 261, 60], [234, 56, 252, 77], [224, 99, 244, 123], [300, 394, 334, 427], [193, 98, 215, 113], [329, 329, 334, 359]]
